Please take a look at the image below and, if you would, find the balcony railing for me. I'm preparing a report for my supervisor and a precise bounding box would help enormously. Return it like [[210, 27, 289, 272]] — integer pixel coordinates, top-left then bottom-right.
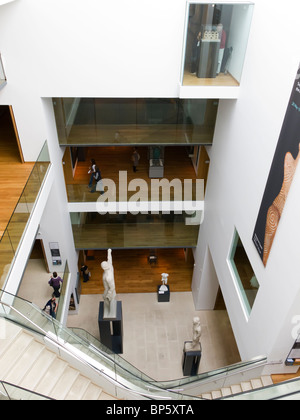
[[0, 142, 51, 289], [53, 98, 219, 146]]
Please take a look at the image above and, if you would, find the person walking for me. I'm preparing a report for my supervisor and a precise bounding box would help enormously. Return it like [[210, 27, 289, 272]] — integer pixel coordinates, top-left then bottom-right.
[[48, 272, 63, 297], [131, 147, 140, 172], [90, 167, 104, 193], [80, 263, 90, 283], [43, 295, 58, 319], [88, 159, 98, 189]]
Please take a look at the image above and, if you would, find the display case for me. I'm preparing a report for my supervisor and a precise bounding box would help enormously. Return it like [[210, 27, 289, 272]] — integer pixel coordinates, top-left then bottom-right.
[[182, 3, 254, 87], [149, 146, 164, 178]]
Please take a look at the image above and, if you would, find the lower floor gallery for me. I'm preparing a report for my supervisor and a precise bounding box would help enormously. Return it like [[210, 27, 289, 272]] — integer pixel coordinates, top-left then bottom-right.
[[17, 243, 241, 382]]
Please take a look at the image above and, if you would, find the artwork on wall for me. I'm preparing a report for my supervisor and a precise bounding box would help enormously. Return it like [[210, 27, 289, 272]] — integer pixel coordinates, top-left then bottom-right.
[[253, 66, 300, 266]]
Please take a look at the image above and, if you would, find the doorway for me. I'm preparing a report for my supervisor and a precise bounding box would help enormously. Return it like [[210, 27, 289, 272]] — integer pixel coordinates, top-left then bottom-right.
[[0, 105, 24, 163]]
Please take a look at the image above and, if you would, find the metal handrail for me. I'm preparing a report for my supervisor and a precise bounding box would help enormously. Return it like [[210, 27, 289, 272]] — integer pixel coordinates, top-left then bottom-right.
[[0, 301, 197, 400]]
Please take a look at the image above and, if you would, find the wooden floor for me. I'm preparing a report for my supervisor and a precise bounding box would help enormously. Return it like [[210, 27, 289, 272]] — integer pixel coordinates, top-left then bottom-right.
[[0, 108, 34, 237], [65, 146, 204, 202], [79, 248, 194, 294], [182, 71, 239, 87], [272, 369, 300, 385]]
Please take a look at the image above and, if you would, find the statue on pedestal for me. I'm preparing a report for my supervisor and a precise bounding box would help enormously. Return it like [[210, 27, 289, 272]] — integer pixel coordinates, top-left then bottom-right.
[[185, 317, 202, 351], [101, 248, 117, 318], [159, 273, 169, 292]]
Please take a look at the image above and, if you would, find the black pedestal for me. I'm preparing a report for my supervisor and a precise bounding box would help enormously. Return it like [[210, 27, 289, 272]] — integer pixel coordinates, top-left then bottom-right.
[[157, 285, 170, 302], [182, 342, 202, 376], [98, 301, 123, 354]]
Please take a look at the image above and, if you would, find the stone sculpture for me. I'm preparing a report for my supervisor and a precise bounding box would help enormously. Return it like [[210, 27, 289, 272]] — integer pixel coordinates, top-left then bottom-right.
[[159, 273, 169, 292], [185, 317, 202, 351], [101, 248, 117, 318]]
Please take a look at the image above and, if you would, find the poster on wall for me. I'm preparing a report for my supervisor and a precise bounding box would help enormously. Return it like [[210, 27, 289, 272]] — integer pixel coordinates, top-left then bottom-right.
[[253, 66, 300, 266]]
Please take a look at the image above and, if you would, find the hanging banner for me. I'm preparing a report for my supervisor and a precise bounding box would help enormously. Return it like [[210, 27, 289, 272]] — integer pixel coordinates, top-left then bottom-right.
[[253, 66, 300, 266]]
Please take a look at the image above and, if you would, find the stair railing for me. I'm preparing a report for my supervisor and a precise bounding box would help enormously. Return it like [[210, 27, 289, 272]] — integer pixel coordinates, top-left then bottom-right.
[[0, 295, 199, 401]]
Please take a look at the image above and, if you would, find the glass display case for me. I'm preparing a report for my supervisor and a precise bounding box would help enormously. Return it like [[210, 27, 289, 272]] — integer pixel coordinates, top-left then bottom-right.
[[182, 2, 254, 87], [149, 146, 164, 178]]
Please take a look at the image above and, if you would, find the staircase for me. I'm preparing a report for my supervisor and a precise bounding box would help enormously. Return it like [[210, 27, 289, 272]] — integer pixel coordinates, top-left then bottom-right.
[[200, 375, 274, 400], [0, 319, 117, 400]]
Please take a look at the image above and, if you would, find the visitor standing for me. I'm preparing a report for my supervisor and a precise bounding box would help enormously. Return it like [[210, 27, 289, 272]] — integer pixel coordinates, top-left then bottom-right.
[[48, 272, 63, 297]]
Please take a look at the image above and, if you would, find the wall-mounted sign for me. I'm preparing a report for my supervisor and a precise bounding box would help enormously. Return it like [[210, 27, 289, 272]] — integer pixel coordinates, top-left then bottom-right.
[[253, 66, 300, 266], [49, 242, 62, 266]]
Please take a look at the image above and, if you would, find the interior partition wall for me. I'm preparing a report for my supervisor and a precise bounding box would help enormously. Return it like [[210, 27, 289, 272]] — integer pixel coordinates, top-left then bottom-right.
[[52, 98, 219, 146]]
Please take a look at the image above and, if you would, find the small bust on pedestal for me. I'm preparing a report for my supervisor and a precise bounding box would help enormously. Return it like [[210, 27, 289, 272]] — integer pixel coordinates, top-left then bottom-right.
[[185, 317, 202, 352], [101, 248, 117, 318]]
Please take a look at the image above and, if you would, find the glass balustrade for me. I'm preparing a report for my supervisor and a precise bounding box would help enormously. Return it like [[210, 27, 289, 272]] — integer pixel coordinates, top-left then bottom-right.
[[53, 98, 219, 146], [0, 142, 51, 290], [56, 261, 70, 322], [71, 212, 200, 249], [0, 381, 51, 400], [0, 290, 199, 400], [1, 290, 299, 400]]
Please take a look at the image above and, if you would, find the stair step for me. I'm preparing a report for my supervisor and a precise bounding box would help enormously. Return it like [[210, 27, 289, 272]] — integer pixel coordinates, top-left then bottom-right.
[[0, 319, 22, 357], [221, 387, 232, 397], [99, 391, 119, 400], [4, 339, 45, 385], [201, 393, 213, 400], [0, 322, 115, 401], [49, 367, 80, 400], [82, 383, 103, 400], [241, 381, 253, 392], [64, 375, 92, 400], [251, 378, 263, 389], [19, 349, 57, 391], [211, 390, 222, 399], [261, 375, 273, 387], [34, 358, 69, 396], [231, 384, 243, 395], [0, 332, 34, 378]]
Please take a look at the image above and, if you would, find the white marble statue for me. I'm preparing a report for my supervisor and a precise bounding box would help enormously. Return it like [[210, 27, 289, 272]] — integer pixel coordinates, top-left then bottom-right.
[[185, 317, 202, 351], [101, 248, 117, 318], [160, 273, 169, 292]]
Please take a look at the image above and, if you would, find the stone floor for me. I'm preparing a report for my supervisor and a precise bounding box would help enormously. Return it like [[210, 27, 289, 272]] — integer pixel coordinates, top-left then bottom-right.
[[19, 259, 241, 382]]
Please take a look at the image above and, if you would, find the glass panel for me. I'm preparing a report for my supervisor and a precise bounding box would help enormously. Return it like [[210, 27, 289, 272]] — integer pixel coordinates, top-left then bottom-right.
[[229, 229, 259, 316], [0, 142, 50, 289], [0, 231, 14, 289], [71, 212, 199, 249], [0, 54, 6, 89], [182, 3, 254, 86], [56, 261, 69, 322], [53, 98, 219, 146], [0, 291, 196, 400], [2, 382, 51, 400], [0, 382, 9, 400]]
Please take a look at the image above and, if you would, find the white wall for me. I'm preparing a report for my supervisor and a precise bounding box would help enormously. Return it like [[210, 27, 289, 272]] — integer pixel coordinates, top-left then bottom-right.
[[0, 0, 187, 160], [193, 0, 300, 367]]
